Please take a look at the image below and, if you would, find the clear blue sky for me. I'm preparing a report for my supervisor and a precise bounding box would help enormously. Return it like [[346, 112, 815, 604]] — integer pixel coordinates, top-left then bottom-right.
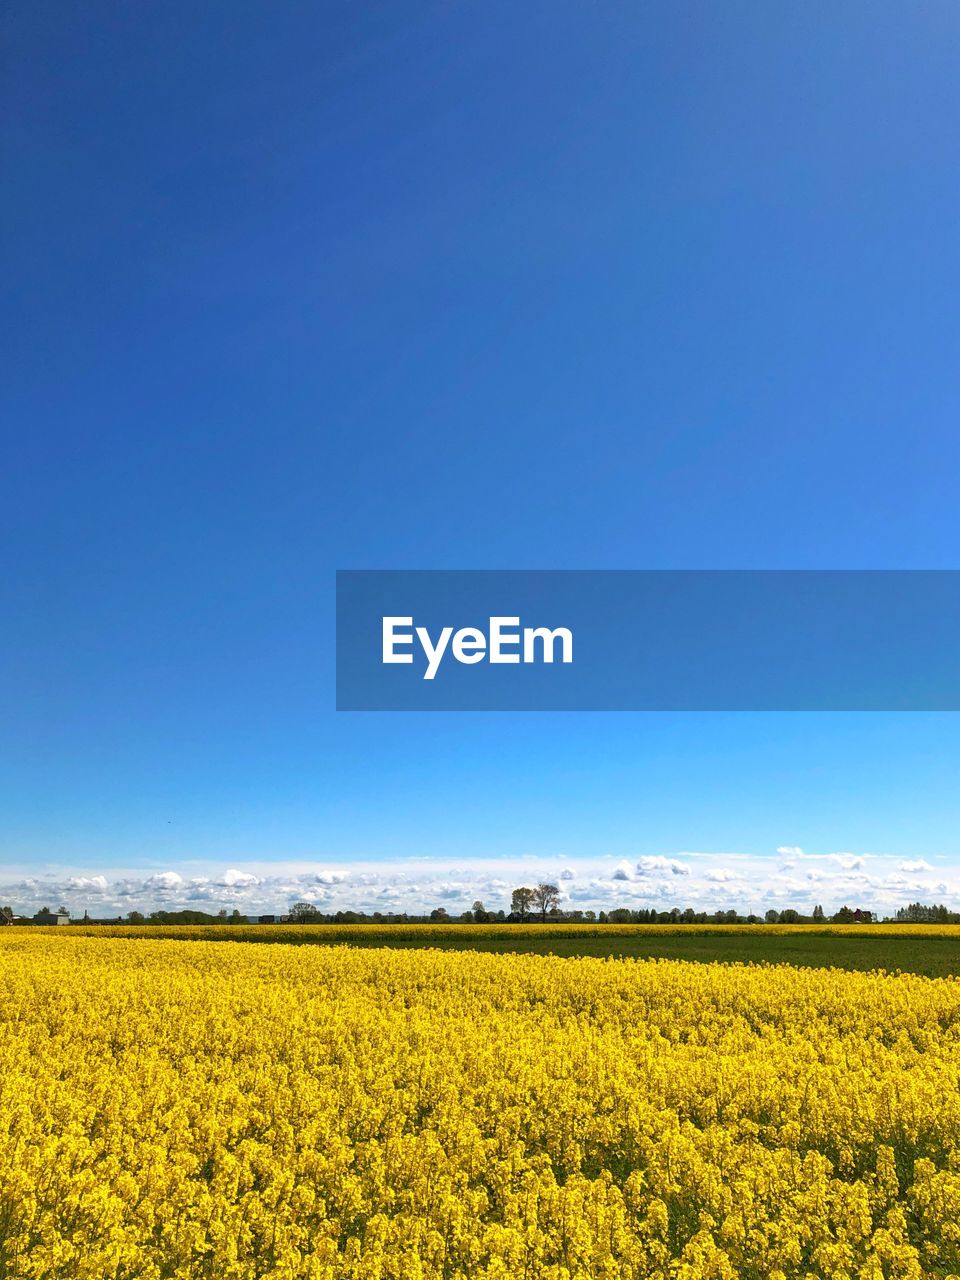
[[3, 1, 960, 915]]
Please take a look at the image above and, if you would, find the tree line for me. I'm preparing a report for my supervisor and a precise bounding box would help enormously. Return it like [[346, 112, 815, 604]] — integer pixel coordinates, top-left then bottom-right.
[[894, 902, 960, 923], [9, 894, 959, 927], [284, 892, 881, 926]]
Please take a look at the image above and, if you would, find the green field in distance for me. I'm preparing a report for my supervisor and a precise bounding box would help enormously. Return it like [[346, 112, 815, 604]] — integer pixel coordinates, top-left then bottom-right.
[[11, 922, 960, 980]]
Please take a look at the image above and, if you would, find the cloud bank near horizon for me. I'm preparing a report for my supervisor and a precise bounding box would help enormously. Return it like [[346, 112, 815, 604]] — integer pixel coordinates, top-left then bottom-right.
[[0, 848, 954, 918]]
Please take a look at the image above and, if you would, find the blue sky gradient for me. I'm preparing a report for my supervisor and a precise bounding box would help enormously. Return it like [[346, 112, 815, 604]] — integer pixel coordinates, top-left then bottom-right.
[[3, 1, 960, 915]]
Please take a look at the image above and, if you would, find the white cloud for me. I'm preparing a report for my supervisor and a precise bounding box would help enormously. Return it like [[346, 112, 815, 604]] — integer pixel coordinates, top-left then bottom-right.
[[829, 854, 865, 870], [1, 848, 955, 919], [144, 872, 185, 891], [220, 869, 260, 888], [308, 871, 346, 887], [636, 856, 690, 877], [65, 875, 109, 893]]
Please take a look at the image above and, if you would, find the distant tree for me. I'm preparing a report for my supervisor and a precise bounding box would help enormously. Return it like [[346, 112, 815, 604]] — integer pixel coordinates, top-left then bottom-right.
[[126, 911, 145, 924], [511, 887, 535, 922], [532, 883, 560, 921], [583, 910, 596, 923], [148, 909, 228, 925], [832, 905, 854, 923], [598, 911, 609, 923], [779, 909, 800, 924], [460, 910, 475, 923], [429, 907, 449, 922], [607, 908, 633, 923], [229, 909, 246, 924], [896, 902, 960, 923], [472, 900, 489, 923], [812, 904, 825, 922], [289, 901, 321, 923], [765, 909, 779, 924]]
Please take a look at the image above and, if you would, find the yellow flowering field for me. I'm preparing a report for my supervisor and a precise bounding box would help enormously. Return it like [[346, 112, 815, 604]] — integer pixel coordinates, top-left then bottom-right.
[[1, 935, 959, 1279]]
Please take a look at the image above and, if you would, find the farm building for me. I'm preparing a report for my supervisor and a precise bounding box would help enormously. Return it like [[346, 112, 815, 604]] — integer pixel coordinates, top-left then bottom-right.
[[0, 908, 32, 926], [31, 907, 70, 926]]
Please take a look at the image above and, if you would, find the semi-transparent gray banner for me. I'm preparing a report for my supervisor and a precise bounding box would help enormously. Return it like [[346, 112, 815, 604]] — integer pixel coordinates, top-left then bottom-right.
[[336, 570, 960, 710]]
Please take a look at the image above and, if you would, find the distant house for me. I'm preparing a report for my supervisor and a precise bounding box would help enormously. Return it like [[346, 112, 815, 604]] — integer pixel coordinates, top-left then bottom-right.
[[258, 914, 276, 925], [32, 907, 70, 926]]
